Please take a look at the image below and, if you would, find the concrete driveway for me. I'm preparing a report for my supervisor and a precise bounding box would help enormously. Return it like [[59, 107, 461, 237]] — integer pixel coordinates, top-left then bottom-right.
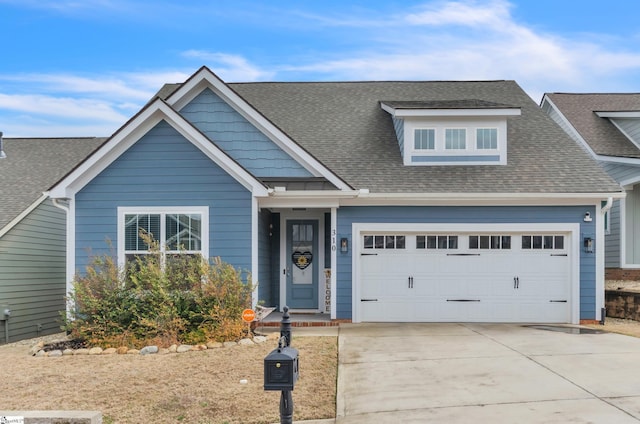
[[335, 323, 640, 423]]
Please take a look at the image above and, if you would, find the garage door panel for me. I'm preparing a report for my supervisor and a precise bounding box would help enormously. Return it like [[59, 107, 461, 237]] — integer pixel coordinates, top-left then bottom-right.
[[359, 231, 572, 323]]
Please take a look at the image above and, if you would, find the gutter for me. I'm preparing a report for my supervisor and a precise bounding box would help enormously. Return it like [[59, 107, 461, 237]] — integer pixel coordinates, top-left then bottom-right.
[[51, 197, 70, 214]]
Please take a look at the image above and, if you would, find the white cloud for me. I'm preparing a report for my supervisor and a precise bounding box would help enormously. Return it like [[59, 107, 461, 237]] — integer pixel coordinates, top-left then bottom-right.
[[405, 0, 511, 27], [181, 51, 276, 81]]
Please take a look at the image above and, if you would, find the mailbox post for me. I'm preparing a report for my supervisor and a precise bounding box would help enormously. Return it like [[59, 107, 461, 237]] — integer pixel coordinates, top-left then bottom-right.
[[264, 306, 298, 424]]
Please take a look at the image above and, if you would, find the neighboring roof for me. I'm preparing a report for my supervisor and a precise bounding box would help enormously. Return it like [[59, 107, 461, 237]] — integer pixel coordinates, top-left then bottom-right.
[[545, 93, 640, 159], [220, 80, 621, 194], [0, 137, 105, 230]]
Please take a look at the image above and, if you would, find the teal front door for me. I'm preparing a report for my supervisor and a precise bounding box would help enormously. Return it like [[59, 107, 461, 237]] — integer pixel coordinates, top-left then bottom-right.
[[286, 220, 319, 309]]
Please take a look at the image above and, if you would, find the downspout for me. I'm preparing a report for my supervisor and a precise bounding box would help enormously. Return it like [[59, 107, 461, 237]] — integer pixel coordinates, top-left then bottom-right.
[[51, 197, 73, 318], [599, 197, 613, 325], [601, 197, 613, 215]]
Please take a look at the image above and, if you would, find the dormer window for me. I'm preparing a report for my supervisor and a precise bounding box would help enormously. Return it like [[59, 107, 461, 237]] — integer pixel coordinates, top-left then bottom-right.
[[381, 100, 521, 166]]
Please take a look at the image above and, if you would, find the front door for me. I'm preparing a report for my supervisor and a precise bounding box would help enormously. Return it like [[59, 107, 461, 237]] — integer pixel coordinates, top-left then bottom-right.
[[286, 220, 319, 309]]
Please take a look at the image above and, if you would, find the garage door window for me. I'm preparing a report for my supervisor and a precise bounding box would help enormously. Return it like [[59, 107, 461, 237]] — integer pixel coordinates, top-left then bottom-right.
[[416, 235, 458, 249], [469, 235, 511, 249], [522, 235, 564, 250], [364, 235, 406, 249]]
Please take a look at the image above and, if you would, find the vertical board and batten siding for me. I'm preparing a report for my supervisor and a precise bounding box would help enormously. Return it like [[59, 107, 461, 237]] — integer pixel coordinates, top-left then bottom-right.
[[600, 161, 640, 267], [258, 209, 273, 306], [270, 214, 281, 308], [179, 89, 313, 178], [612, 118, 640, 145], [335, 205, 597, 320], [392, 116, 404, 154], [75, 120, 252, 276], [0, 199, 66, 343]]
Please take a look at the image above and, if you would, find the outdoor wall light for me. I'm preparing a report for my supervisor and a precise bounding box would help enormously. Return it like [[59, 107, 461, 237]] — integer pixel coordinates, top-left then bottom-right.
[[584, 212, 592, 222], [340, 238, 349, 253], [584, 237, 594, 253]]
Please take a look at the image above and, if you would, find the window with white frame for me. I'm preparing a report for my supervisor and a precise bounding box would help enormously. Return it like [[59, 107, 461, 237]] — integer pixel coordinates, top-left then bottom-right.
[[119, 207, 208, 268], [445, 128, 466, 150], [414, 129, 435, 150], [476, 128, 498, 149]]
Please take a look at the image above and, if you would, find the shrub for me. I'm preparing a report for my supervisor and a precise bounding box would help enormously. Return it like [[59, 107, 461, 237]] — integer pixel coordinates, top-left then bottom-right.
[[63, 236, 254, 348]]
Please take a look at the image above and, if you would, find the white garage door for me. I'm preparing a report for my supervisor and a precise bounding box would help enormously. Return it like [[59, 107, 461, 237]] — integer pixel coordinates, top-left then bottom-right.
[[358, 232, 571, 323]]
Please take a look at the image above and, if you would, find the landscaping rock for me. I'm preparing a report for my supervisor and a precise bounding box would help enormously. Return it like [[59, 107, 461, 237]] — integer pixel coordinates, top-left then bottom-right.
[[190, 344, 207, 351], [48, 350, 63, 357], [29, 342, 44, 356], [223, 341, 237, 348], [89, 347, 103, 355], [206, 341, 222, 349], [253, 336, 267, 344], [35, 350, 47, 357], [63, 349, 74, 356], [238, 338, 254, 346], [168, 344, 178, 353], [158, 348, 170, 354], [103, 348, 117, 355], [176, 345, 192, 353], [117, 346, 129, 355], [140, 346, 159, 355], [127, 349, 140, 355], [74, 348, 90, 355]]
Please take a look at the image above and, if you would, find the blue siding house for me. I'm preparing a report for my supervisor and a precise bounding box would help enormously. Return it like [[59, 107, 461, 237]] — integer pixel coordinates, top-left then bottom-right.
[[48, 67, 623, 325]]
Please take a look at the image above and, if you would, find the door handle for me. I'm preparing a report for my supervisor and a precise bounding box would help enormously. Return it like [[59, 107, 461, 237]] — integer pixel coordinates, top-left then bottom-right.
[[514, 277, 520, 289], [408, 276, 414, 289]]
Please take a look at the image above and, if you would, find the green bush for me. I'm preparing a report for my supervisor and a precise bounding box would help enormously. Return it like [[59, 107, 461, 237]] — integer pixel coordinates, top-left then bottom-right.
[[63, 236, 254, 348]]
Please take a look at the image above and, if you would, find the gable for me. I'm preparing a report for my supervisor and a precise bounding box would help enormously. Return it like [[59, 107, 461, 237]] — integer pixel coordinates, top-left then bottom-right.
[[180, 88, 313, 178]]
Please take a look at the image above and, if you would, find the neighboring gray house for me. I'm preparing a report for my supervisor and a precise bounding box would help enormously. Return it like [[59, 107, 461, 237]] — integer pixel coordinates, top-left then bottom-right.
[[48, 67, 622, 325], [0, 136, 104, 343], [542, 94, 640, 277]]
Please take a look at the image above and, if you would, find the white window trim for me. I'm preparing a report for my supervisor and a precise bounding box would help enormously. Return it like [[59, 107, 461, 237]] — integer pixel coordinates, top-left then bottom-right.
[[117, 206, 209, 269], [444, 128, 467, 150], [414, 128, 436, 150], [406, 118, 507, 165]]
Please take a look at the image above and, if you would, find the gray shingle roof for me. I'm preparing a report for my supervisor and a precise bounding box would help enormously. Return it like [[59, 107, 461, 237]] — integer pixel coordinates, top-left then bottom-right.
[[546, 93, 640, 158], [381, 99, 516, 110], [226, 81, 621, 194], [0, 137, 105, 230]]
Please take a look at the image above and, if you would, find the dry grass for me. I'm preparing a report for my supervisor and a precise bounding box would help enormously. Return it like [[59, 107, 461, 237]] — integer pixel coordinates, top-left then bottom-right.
[[0, 336, 337, 424]]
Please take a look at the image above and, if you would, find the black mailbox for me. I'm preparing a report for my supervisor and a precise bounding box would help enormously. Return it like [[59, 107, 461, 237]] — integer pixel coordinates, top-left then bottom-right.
[[264, 346, 299, 391]]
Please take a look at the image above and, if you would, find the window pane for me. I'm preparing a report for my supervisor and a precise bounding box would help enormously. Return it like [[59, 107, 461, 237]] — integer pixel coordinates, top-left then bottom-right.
[[375, 236, 385, 249], [364, 235, 374, 249], [385, 236, 395, 249], [533, 236, 543, 249], [544, 235, 554, 249], [445, 129, 466, 149], [522, 236, 532, 249], [491, 235, 501, 249], [396, 236, 405, 249], [415, 129, 435, 150], [480, 235, 490, 249], [476, 128, 497, 149], [555, 236, 564, 250], [416, 235, 425, 249], [437, 236, 448, 249], [125, 214, 160, 251], [167, 214, 202, 251], [501, 236, 511, 249], [426, 236, 437, 249], [469, 236, 479, 249], [448, 236, 458, 249]]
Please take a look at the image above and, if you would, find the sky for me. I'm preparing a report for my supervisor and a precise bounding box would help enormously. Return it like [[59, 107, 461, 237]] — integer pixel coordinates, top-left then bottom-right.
[[1, 0, 640, 137]]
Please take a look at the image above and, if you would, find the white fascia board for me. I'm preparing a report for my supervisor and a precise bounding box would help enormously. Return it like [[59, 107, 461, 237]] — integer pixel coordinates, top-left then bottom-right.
[[541, 96, 598, 159], [595, 111, 640, 118], [166, 67, 352, 191], [597, 155, 640, 165], [0, 193, 48, 239], [260, 189, 360, 208], [383, 106, 521, 118], [340, 191, 625, 207], [48, 99, 268, 198]]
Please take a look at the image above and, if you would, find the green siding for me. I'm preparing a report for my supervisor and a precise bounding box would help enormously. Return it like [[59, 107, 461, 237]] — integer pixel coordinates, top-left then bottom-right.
[[0, 199, 66, 344]]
